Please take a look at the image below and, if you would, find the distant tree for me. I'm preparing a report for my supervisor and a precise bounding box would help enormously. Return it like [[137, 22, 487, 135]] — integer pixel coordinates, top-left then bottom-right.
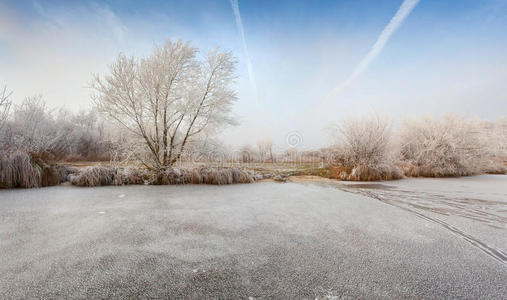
[[257, 139, 273, 163], [282, 148, 299, 163], [0, 86, 12, 132], [267, 140, 274, 162], [240, 144, 255, 163], [92, 39, 237, 171]]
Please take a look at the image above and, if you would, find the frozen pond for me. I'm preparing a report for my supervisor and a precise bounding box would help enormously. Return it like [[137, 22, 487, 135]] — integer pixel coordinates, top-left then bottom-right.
[[338, 175, 507, 265], [0, 175, 506, 298]]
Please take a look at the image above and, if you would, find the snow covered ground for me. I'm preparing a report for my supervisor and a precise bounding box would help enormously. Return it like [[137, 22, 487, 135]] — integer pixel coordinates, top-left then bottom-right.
[[0, 176, 506, 298], [338, 174, 507, 264]]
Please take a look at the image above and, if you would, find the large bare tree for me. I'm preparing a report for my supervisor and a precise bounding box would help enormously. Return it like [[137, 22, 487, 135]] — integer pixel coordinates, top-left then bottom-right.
[[91, 40, 237, 171]]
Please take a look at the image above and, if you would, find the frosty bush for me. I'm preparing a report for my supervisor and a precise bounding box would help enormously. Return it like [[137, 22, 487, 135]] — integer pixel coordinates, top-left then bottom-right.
[[69, 165, 255, 187], [2, 95, 114, 161], [400, 116, 495, 177], [332, 114, 402, 181]]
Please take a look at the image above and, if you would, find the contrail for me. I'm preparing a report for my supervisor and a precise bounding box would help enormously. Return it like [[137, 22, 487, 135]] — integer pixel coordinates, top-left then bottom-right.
[[331, 0, 420, 96], [229, 0, 257, 98]]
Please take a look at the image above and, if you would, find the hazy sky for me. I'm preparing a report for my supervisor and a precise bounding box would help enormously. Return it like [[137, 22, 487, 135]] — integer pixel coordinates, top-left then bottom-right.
[[1, 0, 507, 150]]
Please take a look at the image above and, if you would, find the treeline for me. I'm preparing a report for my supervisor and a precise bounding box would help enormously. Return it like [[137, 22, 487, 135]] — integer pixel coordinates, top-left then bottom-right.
[[0, 91, 117, 188], [1, 95, 113, 161], [2, 85, 507, 188], [331, 114, 507, 180]]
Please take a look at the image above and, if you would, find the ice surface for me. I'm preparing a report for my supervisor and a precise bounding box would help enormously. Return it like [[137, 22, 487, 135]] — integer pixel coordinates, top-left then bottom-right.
[[0, 178, 506, 298], [338, 175, 507, 264]]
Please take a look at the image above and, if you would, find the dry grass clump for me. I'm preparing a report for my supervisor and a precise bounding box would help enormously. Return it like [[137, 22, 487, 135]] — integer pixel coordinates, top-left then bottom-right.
[[332, 114, 403, 181], [0, 151, 79, 188], [482, 162, 507, 175], [70, 166, 151, 187], [231, 168, 256, 183], [196, 168, 233, 185], [198, 167, 255, 184], [400, 116, 491, 177], [0, 152, 42, 188], [118, 167, 151, 185], [69, 166, 117, 187], [149, 167, 255, 185], [149, 168, 188, 185], [70, 165, 255, 187], [342, 164, 404, 181]]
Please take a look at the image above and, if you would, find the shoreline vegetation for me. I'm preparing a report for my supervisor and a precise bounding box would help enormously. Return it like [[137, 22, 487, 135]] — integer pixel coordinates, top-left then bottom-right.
[[1, 40, 506, 189], [1, 104, 506, 189], [1, 111, 506, 189], [1, 158, 506, 189]]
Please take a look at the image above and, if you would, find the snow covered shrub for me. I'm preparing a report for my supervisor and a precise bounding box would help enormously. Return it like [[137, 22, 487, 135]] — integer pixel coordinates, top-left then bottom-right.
[[400, 116, 492, 177], [332, 114, 402, 181]]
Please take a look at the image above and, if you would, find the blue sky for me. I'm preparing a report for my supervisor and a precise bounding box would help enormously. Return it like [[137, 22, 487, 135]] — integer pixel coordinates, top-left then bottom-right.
[[1, 0, 507, 149]]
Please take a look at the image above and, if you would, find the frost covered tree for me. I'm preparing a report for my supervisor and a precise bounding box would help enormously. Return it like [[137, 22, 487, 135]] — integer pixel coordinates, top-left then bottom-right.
[[1, 95, 113, 160], [400, 115, 492, 176], [91, 39, 237, 171], [10, 95, 59, 155], [257, 139, 273, 162], [332, 114, 402, 180], [334, 114, 397, 166], [240, 144, 255, 163], [0, 86, 12, 132]]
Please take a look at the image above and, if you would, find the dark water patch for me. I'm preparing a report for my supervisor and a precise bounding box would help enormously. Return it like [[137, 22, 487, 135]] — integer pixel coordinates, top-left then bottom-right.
[[341, 183, 395, 190]]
